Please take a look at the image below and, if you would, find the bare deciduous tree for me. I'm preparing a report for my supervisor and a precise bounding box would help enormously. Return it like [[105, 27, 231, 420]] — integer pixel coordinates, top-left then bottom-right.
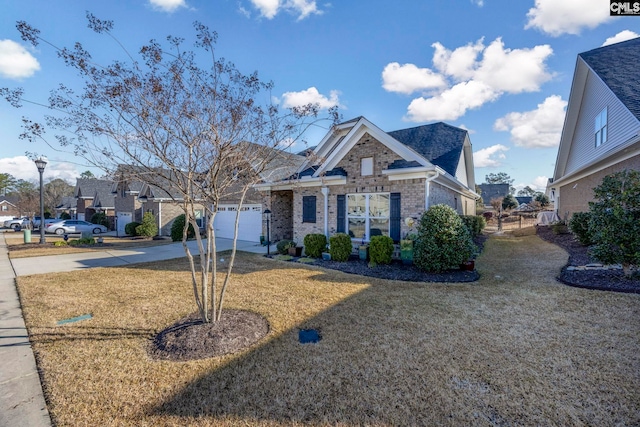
[[2, 13, 338, 322]]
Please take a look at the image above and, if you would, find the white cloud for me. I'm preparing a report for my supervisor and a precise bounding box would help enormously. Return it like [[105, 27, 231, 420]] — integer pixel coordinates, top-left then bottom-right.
[[249, 0, 322, 20], [532, 175, 549, 191], [432, 39, 484, 81], [0, 156, 79, 183], [0, 40, 40, 80], [384, 38, 553, 122], [494, 95, 567, 148], [603, 30, 640, 46], [280, 87, 342, 110], [525, 0, 612, 36], [406, 80, 498, 122], [471, 0, 484, 6], [473, 144, 509, 168], [149, 0, 186, 12], [381, 62, 446, 95], [474, 39, 553, 94]]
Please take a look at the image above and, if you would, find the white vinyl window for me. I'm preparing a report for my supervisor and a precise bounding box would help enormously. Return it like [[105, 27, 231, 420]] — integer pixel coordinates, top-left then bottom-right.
[[595, 107, 608, 147], [346, 193, 390, 241], [361, 157, 373, 176]]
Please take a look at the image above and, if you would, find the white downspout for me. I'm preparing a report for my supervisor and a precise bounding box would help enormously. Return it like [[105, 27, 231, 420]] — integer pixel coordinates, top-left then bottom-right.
[[158, 202, 162, 236], [425, 171, 439, 210], [321, 187, 329, 238]]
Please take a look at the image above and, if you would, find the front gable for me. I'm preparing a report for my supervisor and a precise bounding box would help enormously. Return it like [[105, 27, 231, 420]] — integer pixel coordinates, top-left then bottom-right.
[[312, 117, 430, 178]]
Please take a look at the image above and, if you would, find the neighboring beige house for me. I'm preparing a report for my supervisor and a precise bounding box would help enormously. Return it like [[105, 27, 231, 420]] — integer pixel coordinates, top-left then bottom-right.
[[549, 37, 640, 217], [256, 116, 478, 244]]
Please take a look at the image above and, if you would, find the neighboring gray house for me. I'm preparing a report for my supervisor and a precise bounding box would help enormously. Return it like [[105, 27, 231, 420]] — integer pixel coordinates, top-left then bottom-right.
[[549, 37, 640, 216], [256, 116, 478, 243], [478, 184, 510, 207], [54, 196, 77, 218]]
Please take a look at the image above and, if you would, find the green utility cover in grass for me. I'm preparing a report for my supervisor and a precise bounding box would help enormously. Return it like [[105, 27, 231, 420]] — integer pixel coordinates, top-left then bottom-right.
[[57, 314, 93, 325]]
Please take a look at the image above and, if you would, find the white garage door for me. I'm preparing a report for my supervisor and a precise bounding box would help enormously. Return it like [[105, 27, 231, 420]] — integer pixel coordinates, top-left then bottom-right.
[[213, 204, 262, 242], [117, 212, 133, 236]]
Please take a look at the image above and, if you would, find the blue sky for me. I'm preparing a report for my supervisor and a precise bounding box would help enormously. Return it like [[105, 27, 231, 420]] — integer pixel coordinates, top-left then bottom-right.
[[0, 0, 638, 193]]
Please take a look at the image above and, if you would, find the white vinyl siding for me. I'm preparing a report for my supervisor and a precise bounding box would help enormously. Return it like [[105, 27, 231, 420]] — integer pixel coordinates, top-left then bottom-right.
[[565, 69, 640, 176]]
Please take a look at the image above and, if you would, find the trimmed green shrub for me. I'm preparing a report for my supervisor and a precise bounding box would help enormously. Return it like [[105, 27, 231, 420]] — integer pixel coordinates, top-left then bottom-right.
[[414, 204, 476, 273], [329, 233, 352, 262], [303, 233, 327, 258], [369, 235, 394, 265], [276, 239, 295, 255], [588, 169, 640, 275], [136, 212, 158, 237], [60, 212, 72, 220], [170, 214, 195, 242], [568, 212, 592, 246], [460, 215, 486, 237], [125, 221, 141, 236], [90, 212, 110, 228]]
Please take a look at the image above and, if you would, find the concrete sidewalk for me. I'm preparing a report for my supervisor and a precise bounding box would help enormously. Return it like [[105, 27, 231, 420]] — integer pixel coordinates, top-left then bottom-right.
[[0, 233, 51, 427], [11, 237, 272, 276], [1, 234, 271, 426]]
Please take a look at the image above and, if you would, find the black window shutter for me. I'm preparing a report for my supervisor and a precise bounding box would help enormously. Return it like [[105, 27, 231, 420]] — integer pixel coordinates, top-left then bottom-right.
[[390, 192, 401, 243], [302, 196, 316, 223], [336, 194, 346, 233]]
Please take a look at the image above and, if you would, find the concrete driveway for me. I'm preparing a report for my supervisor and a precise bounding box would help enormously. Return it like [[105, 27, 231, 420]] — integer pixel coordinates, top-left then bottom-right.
[[10, 237, 273, 276]]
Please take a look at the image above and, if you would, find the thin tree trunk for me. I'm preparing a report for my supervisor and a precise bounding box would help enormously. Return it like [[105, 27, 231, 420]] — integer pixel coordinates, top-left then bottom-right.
[[216, 189, 248, 321]]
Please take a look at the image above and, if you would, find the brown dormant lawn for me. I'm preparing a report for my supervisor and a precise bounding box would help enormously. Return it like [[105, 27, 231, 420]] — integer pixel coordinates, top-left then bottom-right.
[[5, 232, 172, 259], [16, 233, 640, 426]]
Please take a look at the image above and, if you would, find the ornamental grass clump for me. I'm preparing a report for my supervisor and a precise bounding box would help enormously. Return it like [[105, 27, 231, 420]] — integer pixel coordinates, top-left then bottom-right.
[[414, 204, 476, 273]]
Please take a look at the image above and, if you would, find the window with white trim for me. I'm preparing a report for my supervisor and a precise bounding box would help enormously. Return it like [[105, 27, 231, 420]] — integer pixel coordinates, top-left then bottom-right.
[[595, 107, 607, 147], [347, 193, 390, 240]]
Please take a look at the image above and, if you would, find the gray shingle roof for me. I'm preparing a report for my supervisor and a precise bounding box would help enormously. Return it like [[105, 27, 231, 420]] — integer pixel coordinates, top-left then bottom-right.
[[75, 179, 115, 199], [387, 122, 468, 176], [579, 37, 640, 121]]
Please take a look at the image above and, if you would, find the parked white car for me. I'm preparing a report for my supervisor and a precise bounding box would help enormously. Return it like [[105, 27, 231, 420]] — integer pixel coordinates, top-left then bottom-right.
[[3, 217, 30, 230], [44, 220, 108, 235]]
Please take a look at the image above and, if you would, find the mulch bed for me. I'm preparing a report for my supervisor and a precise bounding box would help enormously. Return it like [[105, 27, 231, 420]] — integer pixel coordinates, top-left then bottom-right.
[[270, 235, 487, 283], [536, 226, 640, 294], [148, 309, 270, 361]]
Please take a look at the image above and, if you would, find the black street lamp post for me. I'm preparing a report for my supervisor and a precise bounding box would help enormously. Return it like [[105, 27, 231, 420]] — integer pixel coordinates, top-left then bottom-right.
[[263, 209, 271, 256], [34, 158, 47, 244]]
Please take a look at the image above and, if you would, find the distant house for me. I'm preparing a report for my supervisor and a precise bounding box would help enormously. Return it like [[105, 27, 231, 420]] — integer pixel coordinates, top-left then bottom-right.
[[111, 166, 146, 236], [0, 196, 20, 222], [256, 116, 478, 243], [74, 178, 115, 222], [549, 37, 640, 216], [54, 196, 77, 218], [477, 184, 510, 207]]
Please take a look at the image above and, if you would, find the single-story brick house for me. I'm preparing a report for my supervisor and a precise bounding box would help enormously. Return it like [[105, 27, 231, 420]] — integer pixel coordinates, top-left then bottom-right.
[[255, 116, 479, 244]]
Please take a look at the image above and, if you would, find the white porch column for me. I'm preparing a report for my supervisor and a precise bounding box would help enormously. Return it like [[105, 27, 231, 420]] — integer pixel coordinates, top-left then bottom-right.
[[321, 187, 329, 238]]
